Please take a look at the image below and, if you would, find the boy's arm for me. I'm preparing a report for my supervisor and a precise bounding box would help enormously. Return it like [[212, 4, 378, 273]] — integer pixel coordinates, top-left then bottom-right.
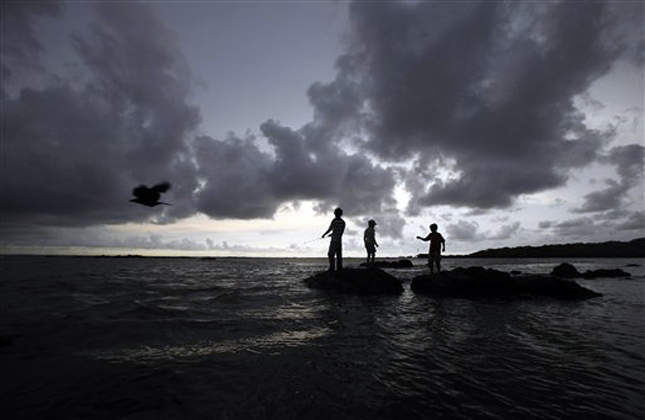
[[322, 222, 333, 238], [416, 234, 430, 241], [442, 235, 446, 251]]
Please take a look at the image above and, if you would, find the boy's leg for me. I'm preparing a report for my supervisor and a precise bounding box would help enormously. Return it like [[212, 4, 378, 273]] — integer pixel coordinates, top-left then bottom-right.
[[328, 243, 335, 271], [337, 244, 343, 271], [431, 253, 440, 274]]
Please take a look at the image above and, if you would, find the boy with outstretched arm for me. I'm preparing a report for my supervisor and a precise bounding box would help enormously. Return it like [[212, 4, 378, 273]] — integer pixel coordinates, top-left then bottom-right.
[[417, 223, 446, 274]]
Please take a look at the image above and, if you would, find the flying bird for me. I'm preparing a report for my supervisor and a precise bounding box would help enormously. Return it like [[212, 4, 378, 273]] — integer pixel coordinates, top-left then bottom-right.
[[129, 182, 172, 207]]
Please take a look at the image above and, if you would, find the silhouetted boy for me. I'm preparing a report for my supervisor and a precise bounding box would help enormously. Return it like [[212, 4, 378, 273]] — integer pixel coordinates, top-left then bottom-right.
[[322, 208, 346, 271], [364, 219, 378, 264], [417, 223, 446, 273]]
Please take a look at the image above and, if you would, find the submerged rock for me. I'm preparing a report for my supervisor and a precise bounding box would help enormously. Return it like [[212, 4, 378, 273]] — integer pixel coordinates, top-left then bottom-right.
[[411, 266, 601, 300], [551, 263, 631, 279], [359, 259, 414, 269], [304, 267, 404, 295]]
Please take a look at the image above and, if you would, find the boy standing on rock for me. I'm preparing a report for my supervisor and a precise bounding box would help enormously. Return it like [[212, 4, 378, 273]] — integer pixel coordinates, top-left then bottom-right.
[[364, 220, 378, 264], [417, 223, 446, 274], [322, 208, 346, 271]]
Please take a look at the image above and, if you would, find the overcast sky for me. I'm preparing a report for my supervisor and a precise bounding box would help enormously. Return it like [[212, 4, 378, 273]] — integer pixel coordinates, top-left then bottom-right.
[[1, 0, 643, 257]]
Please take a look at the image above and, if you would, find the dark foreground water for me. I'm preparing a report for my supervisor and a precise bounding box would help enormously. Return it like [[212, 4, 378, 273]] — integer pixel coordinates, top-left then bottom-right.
[[1, 256, 643, 419]]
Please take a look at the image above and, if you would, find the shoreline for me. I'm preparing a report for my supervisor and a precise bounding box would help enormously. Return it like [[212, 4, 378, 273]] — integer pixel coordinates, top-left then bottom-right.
[[1, 254, 644, 260]]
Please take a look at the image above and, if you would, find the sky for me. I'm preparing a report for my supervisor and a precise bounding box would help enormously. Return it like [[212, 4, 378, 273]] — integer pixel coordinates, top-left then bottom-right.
[[1, 0, 643, 257]]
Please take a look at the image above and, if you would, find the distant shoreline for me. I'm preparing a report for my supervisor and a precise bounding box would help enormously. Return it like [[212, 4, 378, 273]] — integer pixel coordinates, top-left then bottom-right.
[[2, 255, 644, 259], [1, 238, 643, 259], [444, 238, 645, 259]]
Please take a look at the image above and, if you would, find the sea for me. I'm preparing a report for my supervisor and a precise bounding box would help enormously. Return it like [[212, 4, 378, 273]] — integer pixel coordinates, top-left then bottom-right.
[[0, 255, 643, 420]]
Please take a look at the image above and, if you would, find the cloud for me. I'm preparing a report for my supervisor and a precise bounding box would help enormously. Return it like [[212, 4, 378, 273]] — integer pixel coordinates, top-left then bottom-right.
[[0, 1, 62, 98], [194, 134, 278, 219], [355, 214, 406, 240], [445, 219, 521, 242], [573, 144, 644, 213], [548, 217, 598, 237], [309, 1, 639, 210], [540, 209, 644, 239], [446, 220, 480, 241], [0, 2, 200, 229], [1, 1, 642, 251], [488, 222, 521, 240], [193, 120, 398, 220], [615, 211, 645, 231], [0, 1, 400, 244]]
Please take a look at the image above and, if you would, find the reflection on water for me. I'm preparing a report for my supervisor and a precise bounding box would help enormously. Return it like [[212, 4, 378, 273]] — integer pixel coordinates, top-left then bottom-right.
[[0, 256, 643, 419], [90, 327, 332, 363]]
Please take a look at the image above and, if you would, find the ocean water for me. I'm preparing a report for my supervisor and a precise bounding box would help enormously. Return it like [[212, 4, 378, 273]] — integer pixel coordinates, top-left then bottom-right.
[[0, 255, 643, 420]]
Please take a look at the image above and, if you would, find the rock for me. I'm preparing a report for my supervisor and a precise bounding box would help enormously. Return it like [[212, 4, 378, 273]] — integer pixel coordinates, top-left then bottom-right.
[[411, 266, 601, 300], [304, 267, 404, 295], [359, 259, 414, 269], [551, 263, 631, 279], [411, 267, 517, 298], [551, 263, 581, 278], [581, 268, 631, 279], [515, 276, 602, 300], [625, 263, 641, 267]]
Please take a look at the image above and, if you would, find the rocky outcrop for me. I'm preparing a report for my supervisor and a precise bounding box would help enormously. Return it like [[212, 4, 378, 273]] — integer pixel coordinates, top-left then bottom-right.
[[304, 267, 404, 295], [550, 263, 580, 278], [551, 263, 631, 279], [411, 266, 601, 300], [359, 259, 414, 269]]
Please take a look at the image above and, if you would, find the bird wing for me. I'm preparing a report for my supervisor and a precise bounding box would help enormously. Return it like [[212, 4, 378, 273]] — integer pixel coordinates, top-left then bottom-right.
[[151, 182, 171, 193]]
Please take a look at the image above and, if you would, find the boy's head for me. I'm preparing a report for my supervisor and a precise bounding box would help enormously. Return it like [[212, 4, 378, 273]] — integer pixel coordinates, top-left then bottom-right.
[[368, 219, 376, 227], [334, 208, 343, 217], [430, 223, 438, 232]]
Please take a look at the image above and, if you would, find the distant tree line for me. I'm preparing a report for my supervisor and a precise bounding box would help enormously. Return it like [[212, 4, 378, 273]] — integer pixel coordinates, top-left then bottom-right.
[[418, 238, 645, 258]]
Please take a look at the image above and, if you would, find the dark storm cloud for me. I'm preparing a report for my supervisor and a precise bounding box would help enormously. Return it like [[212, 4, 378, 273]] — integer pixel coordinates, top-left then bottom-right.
[[2, 0, 642, 247], [573, 144, 644, 213], [1, 2, 200, 229], [194, 134, 279, 219], [309, 0, 640, 210], [0, 1, 62, 97], [1, 0, 402, 242], [194, 120, 398, 221]]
